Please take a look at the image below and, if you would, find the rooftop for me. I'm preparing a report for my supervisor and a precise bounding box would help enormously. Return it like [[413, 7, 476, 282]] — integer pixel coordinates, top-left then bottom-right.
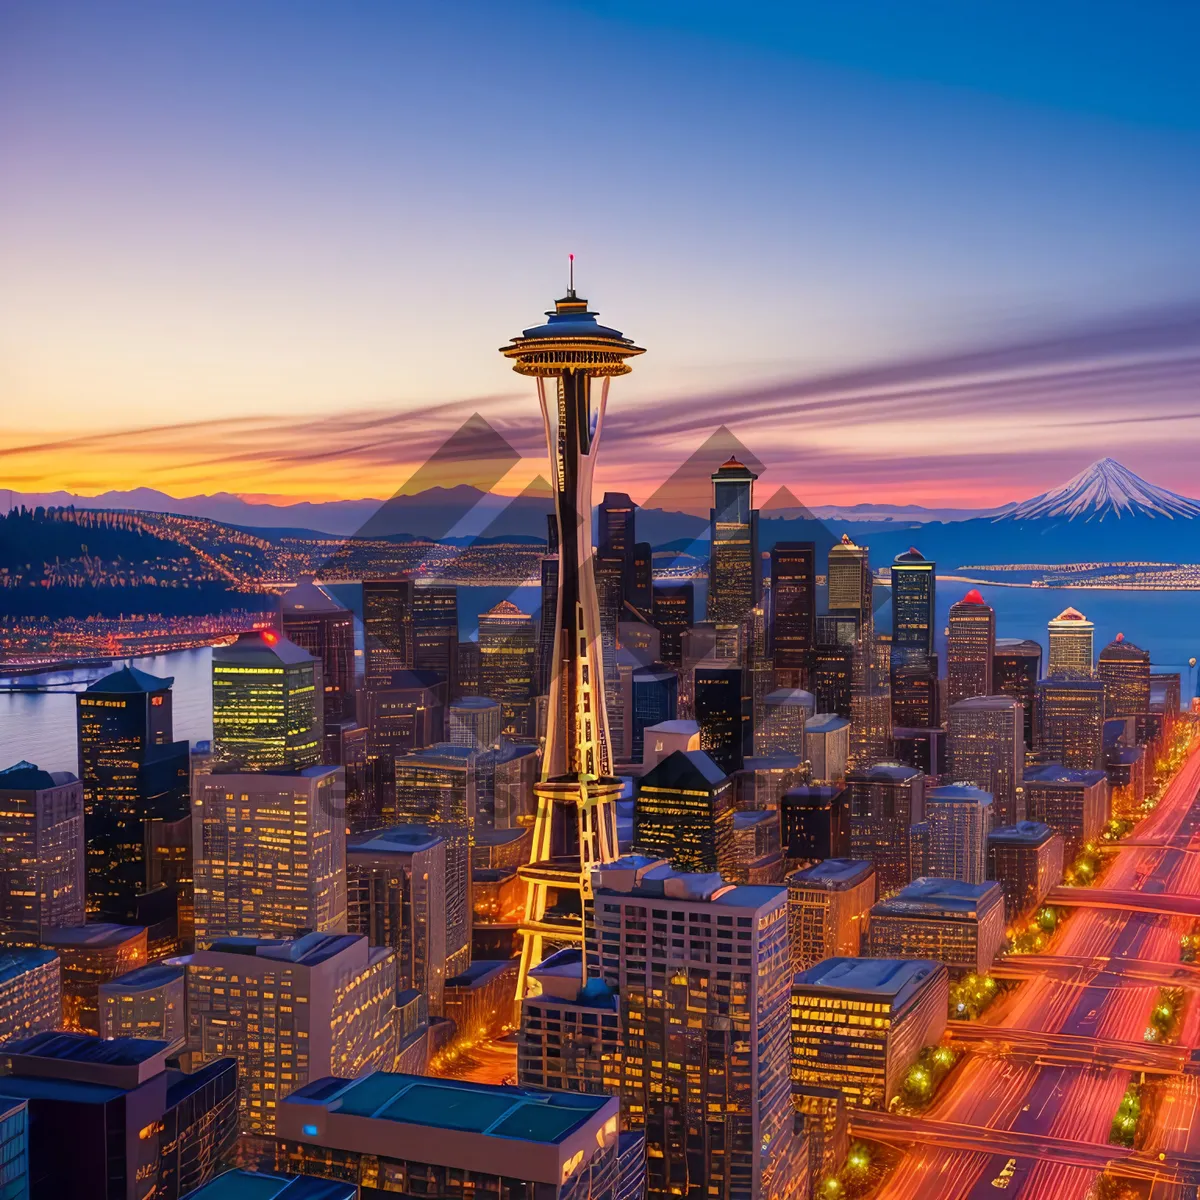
[[806, 713, 850, 734], [1024, 762, 1109, 787], [956, 589, 987, 606], [764, 688, 815, 707], [281, 577, 347, 615], [347, 825, 444, 855], [989, 820, 1056, 847], [1051, 606, 1090, 623], [286, 1071, 613, 1145], [786, 859, 874, 888], [949, 694, 1021, 711], [182, 1169, 357, 1199], [85, 664, 172, 694], [450, 695, 502, 711], [199, 932, 364, 969], [0, 761, 77, 791], [893, 547, 930, 564], [848, 761, 922, 783], [873, 877, 1001, 918], [643, 719, 700, 736], [0, 949, 57, 986], [994, 638, 1042, 654], [640, 748, 728, 790], [41, 923, 146, 949], [214, 630, 315, 667], [379, 669, 446, 692], [480, 599, 531, 620], [742, 753, 802, 771], [794, 957, 944, 1006], [96, 962, 183, 991], [928, 783, 993, 806], [1, 1031, 168, 1068]]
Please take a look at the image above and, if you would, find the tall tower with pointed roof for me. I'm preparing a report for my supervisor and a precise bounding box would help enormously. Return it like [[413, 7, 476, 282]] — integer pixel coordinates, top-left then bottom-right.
[[1047, 606, 1094, 679], [500, 276, 644, 1007]]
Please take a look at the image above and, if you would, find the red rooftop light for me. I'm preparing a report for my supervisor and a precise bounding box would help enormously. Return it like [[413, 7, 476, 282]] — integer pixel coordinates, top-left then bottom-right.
[[962, 589, 985, 605], [261, 630, 279, 645]]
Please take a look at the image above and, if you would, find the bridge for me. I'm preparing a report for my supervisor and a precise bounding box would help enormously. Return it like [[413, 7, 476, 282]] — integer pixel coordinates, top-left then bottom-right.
[[945, 1020, 1192, 1075], [1044, 886, 1200, 920], [992, 954, 1200, 990]]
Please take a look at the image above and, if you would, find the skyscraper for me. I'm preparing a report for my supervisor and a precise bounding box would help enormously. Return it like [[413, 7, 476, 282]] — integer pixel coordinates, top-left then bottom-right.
[[77, 665, 190, 921], [780, 785, 850, 863], [651, 583, 694, 666], [889, 548, 937, 728], [500, 281, 641, 1005], [827, 534, 873, 633], [993, 638, 1042, 749], [693, 665, 751, 775], [281, 578, 357, 727], [1036, 678, 1106, 770], [598, 491, 637, 598], [41, 923, 147, 1034], [362, 577, 414, 689], [1097, 633, 1151, 717], [1022, 763, 1109, 860], [946, 695, 1024, 826], [634, 749, 735, 875], [770, 541, 816, 683], [946, 589, 995, 705], [0, 949, 61, 1044], [785, 860, 876, 971], [363, 668, 447, 761], [0, 761, 85, 944], [192, 765, 347, 945], [986, 822, 1064, 920], [925, 783, 993, 884], [587, 858, 803, 1200], [845, 762, 925, 897], [211, 631, 322, 770], [1047, 606, 1094, 678], [708, 456, 760, 625], [629, 665, 678, 763], [759, 688, 813, 756], [478, 599, 538, 736], [412, 584, 460, 692]]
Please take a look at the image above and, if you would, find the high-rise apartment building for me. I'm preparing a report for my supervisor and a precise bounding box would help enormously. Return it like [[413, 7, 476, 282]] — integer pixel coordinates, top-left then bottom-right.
[[1036, 678, 1106, 770], [281, 578, 357, 727], [634, 750, 734, 876], [993, 638, 1042, 749], [478, 599, 538, 736], [362, 577, 414, 689], [0, 761, 85, 944], [946, 695, 1024, 825], [946, 590, 995, 705], [77, 665, 190, 920], [708, 457, 760, 625], [211, 631, 323, 770], [651, 583, 694, 667], [1047, 606, 1094, 678], [412, 584, 459, 692], [770, 542, 816, 682], [192, 766, 347, 946], [587, 858, 804, 1200], [791, 957, 948, 1109], [98, 961, 186, 1048], [987, 821, 1064, 920], [346, 825, 447, 1014], [1022, 763, 1109, 859], [925, 784, 993, 884], [0, 1032, 237, 1200], [0, 949, 61, 1044], [845, 762, 925, 898], [41, 923, 147, 1034], [867, 878, 1005, 976], [393, 744, 477, 973], [1098, 634, 1151, 717], [179, 932, 397, 1135], [785, 859, 875, 971], [693, 666, 750, 775], [780, 785, 850, 863]]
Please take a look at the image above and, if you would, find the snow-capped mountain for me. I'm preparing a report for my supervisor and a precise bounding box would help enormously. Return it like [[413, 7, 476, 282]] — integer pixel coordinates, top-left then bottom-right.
[[998, 458, 1200, 523]]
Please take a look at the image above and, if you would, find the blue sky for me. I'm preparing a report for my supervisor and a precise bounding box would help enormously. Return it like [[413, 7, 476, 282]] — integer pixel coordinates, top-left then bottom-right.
[[2, 1, 1199, 504]]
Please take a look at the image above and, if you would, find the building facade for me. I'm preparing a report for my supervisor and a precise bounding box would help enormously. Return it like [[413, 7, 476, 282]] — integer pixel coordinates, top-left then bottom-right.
[[770, 542, 816, 684], [992, 638, 1042, 750], [479, 600, 539, 737], [0, 949, 61, 1045], [945, 590, 995, 706], [987, 822, 1064, 920], [281, 578, 357, 729], [946, 695, 1024, 826], [362, 577, 414, 690], [785, 859, 875, 972], [1047, 607, 1094, 678], [845, 763, 925, 898], [1036, 679, 1106, 770], [925, 784, 993, 884], [634, 750, 734, 877], [99, 962, 186, 1048], [41, 923, 147, 1034], [1097, 635, 1151, 718], [708, 457, 761, 626]]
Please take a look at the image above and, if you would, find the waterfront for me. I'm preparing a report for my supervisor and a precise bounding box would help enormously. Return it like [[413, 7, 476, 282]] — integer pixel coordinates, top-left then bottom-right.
[[3, 581, 1198, 775]]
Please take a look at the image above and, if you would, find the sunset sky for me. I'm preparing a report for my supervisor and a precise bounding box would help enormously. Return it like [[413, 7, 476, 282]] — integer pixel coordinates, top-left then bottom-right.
[[4, 2, 1200, 507]]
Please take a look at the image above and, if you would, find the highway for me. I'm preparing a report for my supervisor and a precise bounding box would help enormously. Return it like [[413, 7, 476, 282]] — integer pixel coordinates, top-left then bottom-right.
[[871, 729, 1200, 1199]]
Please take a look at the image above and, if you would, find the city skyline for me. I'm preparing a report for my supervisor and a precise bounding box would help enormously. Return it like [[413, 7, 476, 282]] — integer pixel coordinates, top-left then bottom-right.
[[4, 3, 1200, 504]]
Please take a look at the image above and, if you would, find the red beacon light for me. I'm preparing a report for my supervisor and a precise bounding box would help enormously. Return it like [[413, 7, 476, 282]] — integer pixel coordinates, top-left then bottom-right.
[[261, 630, 279, 645]]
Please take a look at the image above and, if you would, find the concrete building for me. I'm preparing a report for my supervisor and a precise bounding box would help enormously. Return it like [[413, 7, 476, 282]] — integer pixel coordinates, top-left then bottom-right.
[[177, 932, 397, 1135], [42, 923, 147, 1034], [867, 878, 1005, 976], [845, 762, 925, 898], [1047, 606, 1094, 678], [212, 631, 322, 771], [1098, 634, 1152, 718], [99, 961, 186, 1049], [1023, 763, 1109, 860], [791, 957, 948, 1109], [0, 948, 61, 1044], [780, 785, 849, 864], [785, 859, 875, 971], [925, 784, 993, 884], [987, 822, 1064, 920], [946, 590, 995, 706], [586, 858, 805, 1200], [346, 824, 447, 1014], [946, 695, 1024, 826], [192, 766, 347, 946], [805, 713, 850, 782], [0, 1031, 237, 1200], [757, 689, 813, 756], [443, 959, 520, 1044], [261, 1072, 633, 1200], [0, 761, 85, 944], [634, 750, 734, 877], [1036, 678, 1106, 771]]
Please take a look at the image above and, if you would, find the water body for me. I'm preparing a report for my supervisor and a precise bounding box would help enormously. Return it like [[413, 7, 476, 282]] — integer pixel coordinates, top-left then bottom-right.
[[3, 583, 1197, 776]]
